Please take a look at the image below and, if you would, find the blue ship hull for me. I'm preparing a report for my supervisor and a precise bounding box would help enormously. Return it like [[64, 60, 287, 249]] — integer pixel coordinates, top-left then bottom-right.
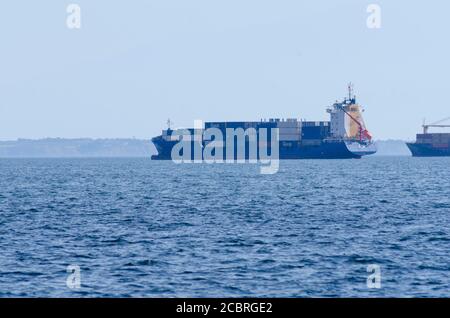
[[151, 136, 370, 160], [406, 143, 450, 157]]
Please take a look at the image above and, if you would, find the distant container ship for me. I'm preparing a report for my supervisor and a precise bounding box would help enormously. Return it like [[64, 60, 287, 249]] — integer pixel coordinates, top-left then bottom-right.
[[407, 117, 450, 157], [151, 85, 377, 160]]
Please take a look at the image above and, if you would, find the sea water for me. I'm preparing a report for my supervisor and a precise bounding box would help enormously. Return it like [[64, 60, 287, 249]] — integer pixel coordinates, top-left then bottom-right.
[[0, 157, 449, 297]]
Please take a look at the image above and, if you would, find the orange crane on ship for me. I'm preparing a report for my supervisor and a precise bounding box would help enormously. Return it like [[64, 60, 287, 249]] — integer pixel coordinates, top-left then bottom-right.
[[338, 83, 373, 141]]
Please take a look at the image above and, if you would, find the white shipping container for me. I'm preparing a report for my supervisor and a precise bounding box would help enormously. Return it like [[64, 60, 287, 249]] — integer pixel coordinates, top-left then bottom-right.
[[279, 128, 301, 135], [277, 122, 301, 128], [279, 134, 301, 141]]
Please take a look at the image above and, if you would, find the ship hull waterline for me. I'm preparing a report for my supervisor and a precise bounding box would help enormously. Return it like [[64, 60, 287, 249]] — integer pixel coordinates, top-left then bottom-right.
[[151, 137, 377, 160]]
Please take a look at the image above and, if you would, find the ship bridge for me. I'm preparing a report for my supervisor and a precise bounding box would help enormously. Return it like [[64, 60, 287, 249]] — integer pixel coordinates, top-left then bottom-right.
[[327, 83, 372, 142]]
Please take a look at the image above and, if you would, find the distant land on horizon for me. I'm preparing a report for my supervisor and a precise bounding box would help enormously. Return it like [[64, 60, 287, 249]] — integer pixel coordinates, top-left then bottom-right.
[[0, 138, 156, 158], [0, 138, 411, 158], [374, 140, 412, 157]]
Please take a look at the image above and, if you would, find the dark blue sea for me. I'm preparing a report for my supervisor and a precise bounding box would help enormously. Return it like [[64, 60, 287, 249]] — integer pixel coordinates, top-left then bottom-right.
[[0, 157, 449, 297]]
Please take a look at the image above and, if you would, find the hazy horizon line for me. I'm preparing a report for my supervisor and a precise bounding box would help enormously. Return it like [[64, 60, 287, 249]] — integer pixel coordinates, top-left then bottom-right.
[[0, 137, 414, 142]]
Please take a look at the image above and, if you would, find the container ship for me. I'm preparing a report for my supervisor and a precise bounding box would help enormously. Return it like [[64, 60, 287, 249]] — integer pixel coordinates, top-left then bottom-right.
[[151, 85, 377, 160], [406, 117, 450, 157]]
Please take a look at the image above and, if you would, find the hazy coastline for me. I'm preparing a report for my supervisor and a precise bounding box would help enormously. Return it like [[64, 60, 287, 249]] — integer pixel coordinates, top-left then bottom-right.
[[0, 138, 156, 158], [0, 138, 410, 158]]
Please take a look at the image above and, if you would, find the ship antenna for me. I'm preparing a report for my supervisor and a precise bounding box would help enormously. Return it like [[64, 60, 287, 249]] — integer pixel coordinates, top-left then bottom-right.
[[348, 82, 354, 101], [167, 118, 172, 130]]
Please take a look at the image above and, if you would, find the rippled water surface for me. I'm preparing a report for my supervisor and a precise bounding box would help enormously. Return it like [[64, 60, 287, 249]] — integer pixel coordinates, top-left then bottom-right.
[[0, 157, 449, 297]]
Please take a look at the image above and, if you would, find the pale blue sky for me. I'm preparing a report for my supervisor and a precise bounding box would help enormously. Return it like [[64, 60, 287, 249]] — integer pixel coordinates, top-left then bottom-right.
[[1, 1, 449, 140]]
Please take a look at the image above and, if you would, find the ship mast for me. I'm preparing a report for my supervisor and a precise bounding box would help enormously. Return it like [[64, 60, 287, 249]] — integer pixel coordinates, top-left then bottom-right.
[[167, 118, 173, 130], [347, 82, 354, 101]]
